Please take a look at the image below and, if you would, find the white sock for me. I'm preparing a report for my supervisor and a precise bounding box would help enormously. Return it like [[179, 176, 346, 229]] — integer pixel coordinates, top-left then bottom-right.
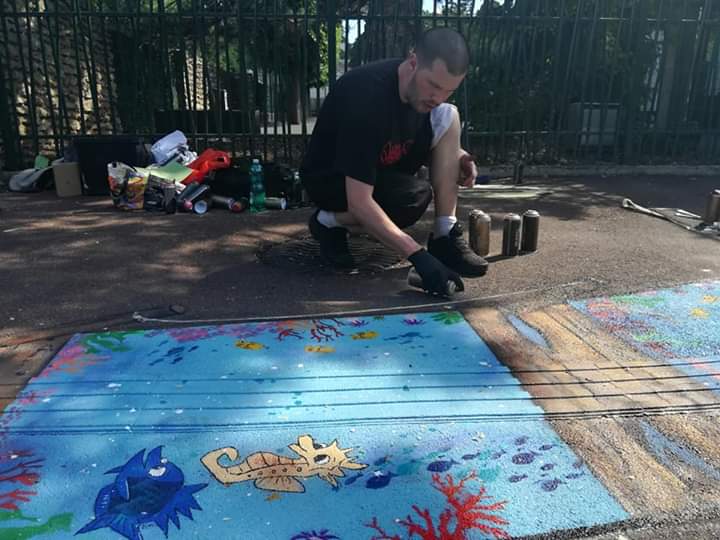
[[317, 209, 342, 229], [434, 216, 457, 237]]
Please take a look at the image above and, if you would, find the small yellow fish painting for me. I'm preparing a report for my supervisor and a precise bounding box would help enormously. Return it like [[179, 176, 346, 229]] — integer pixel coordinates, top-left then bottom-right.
[[235, 340, 266, 350], [304, 345, 335, 353], [691, 308, 709, 319], [703, 295, 718, 304], [265, 492, 281, 502], [351, 331, 378, 340]]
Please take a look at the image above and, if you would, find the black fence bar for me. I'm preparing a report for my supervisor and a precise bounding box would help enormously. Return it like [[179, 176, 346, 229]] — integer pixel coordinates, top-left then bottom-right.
[[2, 0, 720, 169]]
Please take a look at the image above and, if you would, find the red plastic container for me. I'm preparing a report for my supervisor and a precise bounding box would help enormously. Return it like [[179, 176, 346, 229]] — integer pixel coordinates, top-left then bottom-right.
[[182, 149, 231, 185]]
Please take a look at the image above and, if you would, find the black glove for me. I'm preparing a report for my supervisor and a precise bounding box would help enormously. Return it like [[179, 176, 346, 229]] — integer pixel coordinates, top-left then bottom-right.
[[408, 248, 464, 296]]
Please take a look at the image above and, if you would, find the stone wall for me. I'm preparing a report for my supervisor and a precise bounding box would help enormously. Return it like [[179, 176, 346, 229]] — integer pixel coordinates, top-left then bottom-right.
[[0, 0, 117, 166], [0, 0, 207, 168]]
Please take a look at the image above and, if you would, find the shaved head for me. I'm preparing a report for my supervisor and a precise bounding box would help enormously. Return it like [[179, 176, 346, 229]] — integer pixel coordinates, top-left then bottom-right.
[[414, 27, 470, 76]]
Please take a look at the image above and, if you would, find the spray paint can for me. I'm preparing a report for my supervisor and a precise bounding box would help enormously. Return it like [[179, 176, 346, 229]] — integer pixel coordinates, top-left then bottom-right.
[[265, 196, 288, 210], [468, 209, 491, 257], [177, 181, 200, 202], [407, 268, 457, 298], [181, 183, 210, 212], [702, 189, 720, 224], [520, 210, 540, 253], [211, 194, 234, 209], [502, 213, 522, 257], [192, 199, 208, 215]]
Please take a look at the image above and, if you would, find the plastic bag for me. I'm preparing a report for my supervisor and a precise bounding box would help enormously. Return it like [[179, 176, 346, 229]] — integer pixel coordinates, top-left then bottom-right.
[[107, 162, 147, 210], [151, 130, 197, 165]]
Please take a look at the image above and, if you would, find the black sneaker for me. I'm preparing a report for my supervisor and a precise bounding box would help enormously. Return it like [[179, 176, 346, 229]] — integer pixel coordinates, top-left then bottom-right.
[[428, 222, 488, 277], [308, 209, 354, 268]]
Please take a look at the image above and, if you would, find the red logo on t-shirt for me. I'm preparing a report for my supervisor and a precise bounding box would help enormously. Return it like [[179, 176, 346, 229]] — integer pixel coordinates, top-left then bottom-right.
[[380, 140, 413, 166]]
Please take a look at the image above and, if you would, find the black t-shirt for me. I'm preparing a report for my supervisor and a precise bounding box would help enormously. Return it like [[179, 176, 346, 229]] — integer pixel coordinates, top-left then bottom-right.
[[300, 59, 432, 186]]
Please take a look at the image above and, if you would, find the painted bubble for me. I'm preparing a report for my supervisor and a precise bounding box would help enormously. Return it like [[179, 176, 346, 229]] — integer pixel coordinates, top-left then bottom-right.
[[512, 452, 536, 465], [540, 478, 564, 492]]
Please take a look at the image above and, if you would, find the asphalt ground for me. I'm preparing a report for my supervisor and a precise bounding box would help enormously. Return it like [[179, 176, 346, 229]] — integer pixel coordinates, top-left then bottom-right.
[[1, 173, 719, 538]]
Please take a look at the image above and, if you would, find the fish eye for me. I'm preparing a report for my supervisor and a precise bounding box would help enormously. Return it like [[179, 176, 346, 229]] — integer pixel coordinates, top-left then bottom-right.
[[312, 442, 326, 450], [160, 458, 168, 464], [313, 454, 330, 465], [148, 466, 167, 477]]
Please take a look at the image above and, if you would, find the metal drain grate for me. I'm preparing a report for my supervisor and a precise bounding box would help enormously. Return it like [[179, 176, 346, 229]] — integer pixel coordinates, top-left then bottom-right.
[[257, 235, 410, 274]]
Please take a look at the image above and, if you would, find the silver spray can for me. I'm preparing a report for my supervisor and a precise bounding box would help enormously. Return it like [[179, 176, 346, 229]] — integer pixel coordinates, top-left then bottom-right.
[[407, 268, 457, 298], [468, 210, 491, 257], [520, 210, 540, 253], [502, 213, 522, 257], [702, 189, 720, 224]]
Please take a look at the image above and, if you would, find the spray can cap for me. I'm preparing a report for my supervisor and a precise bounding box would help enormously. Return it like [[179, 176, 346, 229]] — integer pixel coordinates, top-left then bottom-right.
[[193, 199, 208, 214], [523, 209, 540, 217], [252, 158, 260, 164]]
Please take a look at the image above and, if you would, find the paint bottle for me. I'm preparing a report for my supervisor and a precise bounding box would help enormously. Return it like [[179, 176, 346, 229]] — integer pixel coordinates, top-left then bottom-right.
[[468, 209, 491, 257], [520, 210, 540, 253], [407, 268, 457, 298], [702, 189, 720, 224], [502, 213, 522, 257]]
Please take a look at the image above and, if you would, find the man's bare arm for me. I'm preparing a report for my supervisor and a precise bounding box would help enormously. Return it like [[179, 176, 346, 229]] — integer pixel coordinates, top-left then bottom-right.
[[343, 176, 422, 258]]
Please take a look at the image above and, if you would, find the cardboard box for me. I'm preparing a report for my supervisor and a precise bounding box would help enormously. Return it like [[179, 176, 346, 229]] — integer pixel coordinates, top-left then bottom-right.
[[53, 162, 82, 197]]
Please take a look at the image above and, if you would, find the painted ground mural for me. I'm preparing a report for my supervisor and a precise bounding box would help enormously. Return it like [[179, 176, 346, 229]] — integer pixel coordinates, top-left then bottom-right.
[[572, 280, 720, 393], [0, 312, 627, 539]]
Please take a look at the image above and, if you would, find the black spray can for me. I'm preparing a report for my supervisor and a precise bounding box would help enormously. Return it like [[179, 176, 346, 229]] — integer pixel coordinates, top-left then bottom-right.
[[407, 268, 457, 298], [211, 194, 237, 210], [702, 189, 720, 224], [502, 213, 522, 257], [521, 210, 540, 253], [468, 209, 491, 257]]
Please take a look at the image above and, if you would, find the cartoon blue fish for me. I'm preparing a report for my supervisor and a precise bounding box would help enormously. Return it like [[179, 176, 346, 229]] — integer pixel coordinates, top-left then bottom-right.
[[366, 471, 395, 489], [426, 459, 457, 472], [76, 446, 207, 540]]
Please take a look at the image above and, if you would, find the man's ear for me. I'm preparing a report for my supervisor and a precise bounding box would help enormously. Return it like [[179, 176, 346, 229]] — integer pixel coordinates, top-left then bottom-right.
[[408, 52, 418, 72]]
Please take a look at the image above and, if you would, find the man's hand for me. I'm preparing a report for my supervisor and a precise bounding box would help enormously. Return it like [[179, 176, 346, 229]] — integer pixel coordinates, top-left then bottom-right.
[[408, 249, 464, 296], [458, 152, 477, 188]]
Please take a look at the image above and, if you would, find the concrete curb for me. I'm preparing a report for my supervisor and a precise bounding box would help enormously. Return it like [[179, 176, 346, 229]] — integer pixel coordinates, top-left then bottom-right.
[[479, 164, 720, 178]]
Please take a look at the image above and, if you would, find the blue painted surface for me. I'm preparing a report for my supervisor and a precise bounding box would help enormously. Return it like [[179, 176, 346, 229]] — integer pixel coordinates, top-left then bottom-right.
[[0, 312, 627, 539], [640, 421, 720, 481], [571, 280, 720, 394], [506, 314, 551, 349]]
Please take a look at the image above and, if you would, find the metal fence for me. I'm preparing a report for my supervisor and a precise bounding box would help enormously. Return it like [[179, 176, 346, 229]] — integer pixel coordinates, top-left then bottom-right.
[[1, 0, 720, 169]]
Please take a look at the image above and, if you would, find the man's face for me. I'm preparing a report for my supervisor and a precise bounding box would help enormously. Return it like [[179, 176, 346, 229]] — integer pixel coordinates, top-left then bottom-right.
[[406, 56, 466, 113]]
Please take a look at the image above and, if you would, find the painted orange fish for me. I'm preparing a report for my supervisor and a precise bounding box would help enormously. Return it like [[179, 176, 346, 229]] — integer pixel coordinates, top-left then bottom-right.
[[235, 340, 266, 350], [201, 435, 367, 493], [304, 345, 335, 353], [351, 331, 378, 340]]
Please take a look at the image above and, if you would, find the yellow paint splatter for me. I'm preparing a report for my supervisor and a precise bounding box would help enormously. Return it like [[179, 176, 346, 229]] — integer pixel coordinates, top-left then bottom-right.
[[304, 345, 335, 353], [691, 308, 709, 319], [265, 492, 281, 502], [351, 331, 379, 340], [703, 295, 718, 304], [235, 340, 266, 350]]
